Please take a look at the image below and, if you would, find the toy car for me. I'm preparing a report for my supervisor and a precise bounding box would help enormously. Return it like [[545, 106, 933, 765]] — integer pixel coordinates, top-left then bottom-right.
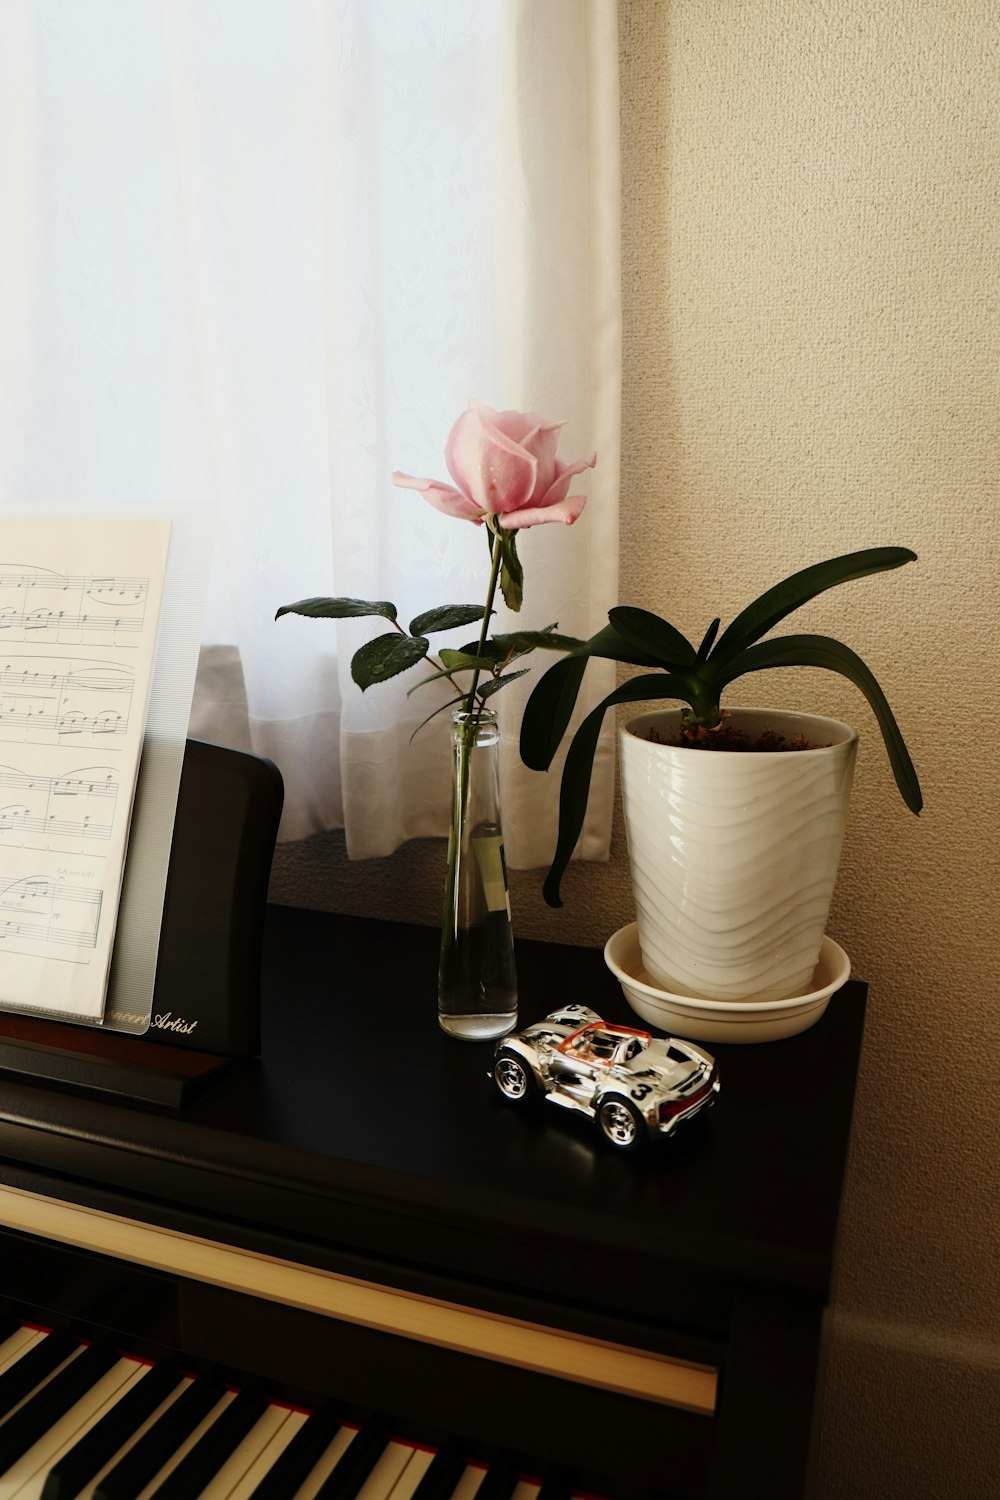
[[490, 1004, 719, 1151]]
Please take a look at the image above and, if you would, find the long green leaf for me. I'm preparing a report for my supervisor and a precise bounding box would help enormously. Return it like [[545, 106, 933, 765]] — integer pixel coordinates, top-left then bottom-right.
[[518, 620, 673, 773], [584, 622, 673, 669], [409, 604, 485, 636], [709, 548, 917, 667], [497, 622, 673, 670], [275, 596, 397, 622], [608, 608, 697, 668], [351, 633, 429, 690], [541, 674, 699, 907], [714, 632, 922, 813], [519, 655, 591, 771]]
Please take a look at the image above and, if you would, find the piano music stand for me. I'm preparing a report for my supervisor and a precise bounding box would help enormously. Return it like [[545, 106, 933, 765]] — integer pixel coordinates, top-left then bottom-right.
[[0, 739, 283, 1108]]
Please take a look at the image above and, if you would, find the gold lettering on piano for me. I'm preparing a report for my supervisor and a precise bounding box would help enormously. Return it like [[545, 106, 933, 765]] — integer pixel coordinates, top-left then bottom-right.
[[0, 1184, 717, 1417]]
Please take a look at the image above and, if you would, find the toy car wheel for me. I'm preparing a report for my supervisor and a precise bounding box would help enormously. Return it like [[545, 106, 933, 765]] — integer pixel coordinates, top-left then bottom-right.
[[494, 1049, 534, 1102], [597, 1097, 645, 1150]]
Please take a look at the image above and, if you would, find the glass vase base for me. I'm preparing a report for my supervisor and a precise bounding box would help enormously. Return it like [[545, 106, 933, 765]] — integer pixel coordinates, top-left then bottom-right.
[[438, 1009, 517, 1042]]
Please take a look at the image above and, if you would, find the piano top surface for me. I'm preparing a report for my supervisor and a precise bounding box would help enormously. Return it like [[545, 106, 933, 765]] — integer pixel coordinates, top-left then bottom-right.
[[0, 904, 867, 1331]]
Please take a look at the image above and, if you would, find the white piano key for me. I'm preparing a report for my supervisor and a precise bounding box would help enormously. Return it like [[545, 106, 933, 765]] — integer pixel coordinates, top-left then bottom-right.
[[1, 1357, 144, 1500], [451, 1464, 488, 1500], [0, 1329, 44, 1376], [354, 1440, 416, 1500], [511, 1484, 541, 1500], [130, 1388, 235, 1500], [385, 1445, 434, 1500], [78, 1376, 194, 1500], [217, 1407, 310, 1500], [195, 1403, 293, 1499], [289, 1422, 358, 1499], [0, 1342, 86, 1432]]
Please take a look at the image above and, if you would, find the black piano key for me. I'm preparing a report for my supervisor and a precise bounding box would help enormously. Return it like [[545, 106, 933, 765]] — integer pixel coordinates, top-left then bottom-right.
[[41, 1358, 184, 1500], [470, 1461, 519, 1500], [247, 1400, 342, 1499], [93, 1372, 226, 1500], [534, 1468, 572, 1500], [410, 1440, 469, 1500], [0, 1329, 78, 1419], [147, 1383, 270, 1500], [0, 1314, 18, 1345], [0, 1340, 119, 1472], [312, 1421, 389, 1500]]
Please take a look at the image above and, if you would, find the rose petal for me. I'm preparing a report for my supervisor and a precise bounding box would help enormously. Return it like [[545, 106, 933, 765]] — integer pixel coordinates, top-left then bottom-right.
[[392, 471, 484, 523], [519, 422, 565, 502], [533, 451, 598, 509], [497, 495, 587, 530], [445, 405, 537, 515]]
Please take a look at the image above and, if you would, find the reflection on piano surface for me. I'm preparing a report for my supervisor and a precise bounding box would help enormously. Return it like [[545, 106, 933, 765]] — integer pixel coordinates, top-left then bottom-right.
[[0, 1314, 573, 1500]]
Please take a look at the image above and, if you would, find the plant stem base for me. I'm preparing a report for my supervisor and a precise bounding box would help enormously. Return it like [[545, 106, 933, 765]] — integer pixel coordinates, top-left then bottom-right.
[[438, 707, 517, 1042], [438, 908, 517, 1041]]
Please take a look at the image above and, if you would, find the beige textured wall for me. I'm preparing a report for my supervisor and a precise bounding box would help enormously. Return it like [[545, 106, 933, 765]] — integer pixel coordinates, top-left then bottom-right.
[[271, 1, 999, 1493]]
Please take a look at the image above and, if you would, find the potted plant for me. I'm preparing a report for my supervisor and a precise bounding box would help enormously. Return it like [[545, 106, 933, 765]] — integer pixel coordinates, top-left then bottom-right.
[[506, 548, 922, 1004]]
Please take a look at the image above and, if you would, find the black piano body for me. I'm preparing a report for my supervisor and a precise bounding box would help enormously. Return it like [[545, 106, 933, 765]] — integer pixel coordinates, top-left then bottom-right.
[[0, 907, 867, 1500]]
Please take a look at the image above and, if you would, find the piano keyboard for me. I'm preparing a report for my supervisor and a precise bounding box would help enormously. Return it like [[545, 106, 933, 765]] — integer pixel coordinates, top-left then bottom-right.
[[0, 1316, 577, 1500]]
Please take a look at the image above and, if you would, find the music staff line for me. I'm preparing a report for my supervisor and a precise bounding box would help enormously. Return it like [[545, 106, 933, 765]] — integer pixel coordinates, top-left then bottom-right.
[[0, 608, 144, 636], [0, 659, 134, 746], [0, 876, 102, 951], [0, 761, 117, 852], [0, 566, 150, 650]]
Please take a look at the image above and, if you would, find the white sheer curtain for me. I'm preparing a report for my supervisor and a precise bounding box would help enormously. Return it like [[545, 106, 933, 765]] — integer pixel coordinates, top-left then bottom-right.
[[0, 0, 620, 868]]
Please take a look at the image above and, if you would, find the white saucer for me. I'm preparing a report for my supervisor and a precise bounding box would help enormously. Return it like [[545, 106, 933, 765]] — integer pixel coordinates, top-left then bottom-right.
[[603, 924, 851, 1044]]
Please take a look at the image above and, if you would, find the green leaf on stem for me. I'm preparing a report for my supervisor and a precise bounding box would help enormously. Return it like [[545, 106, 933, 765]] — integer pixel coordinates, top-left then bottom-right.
[[409, 604, 486, 636], [352, 633, 429, 690], [709, 547, 918, 666], [455, 638, 510, 662], [439, 648, 499, 671], [713, 632, 923, 814], [276, 596, 397, 622], [492, 630, 587, 655], [479, 668, 531, 699], [499, 530, 523, 612]]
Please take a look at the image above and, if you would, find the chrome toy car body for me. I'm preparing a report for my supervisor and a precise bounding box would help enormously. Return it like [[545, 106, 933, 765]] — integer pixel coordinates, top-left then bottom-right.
[[490, 1004, 719, 1150]]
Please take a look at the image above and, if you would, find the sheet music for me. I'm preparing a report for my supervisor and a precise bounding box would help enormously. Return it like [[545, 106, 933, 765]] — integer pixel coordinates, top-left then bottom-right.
[[0, 520, 170, 1021]]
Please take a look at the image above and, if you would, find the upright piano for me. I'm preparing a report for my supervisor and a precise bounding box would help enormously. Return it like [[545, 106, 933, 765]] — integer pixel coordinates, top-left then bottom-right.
[[0, 906, 866, 1500]]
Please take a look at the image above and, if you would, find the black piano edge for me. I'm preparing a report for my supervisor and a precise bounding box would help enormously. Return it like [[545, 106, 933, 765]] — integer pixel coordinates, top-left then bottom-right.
[[0, 1016, 232, 1109]]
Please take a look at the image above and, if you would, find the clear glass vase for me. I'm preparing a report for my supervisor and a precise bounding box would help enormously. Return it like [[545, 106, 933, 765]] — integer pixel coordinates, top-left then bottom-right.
[[438, 707, 517, 1040]]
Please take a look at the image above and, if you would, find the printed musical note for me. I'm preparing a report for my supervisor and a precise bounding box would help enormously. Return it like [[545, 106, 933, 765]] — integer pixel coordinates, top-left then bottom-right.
[[0, 762, 118, 853], [0, 658, 134, 747], [0, 565, 149, 648], [0, 873, 102, 951]]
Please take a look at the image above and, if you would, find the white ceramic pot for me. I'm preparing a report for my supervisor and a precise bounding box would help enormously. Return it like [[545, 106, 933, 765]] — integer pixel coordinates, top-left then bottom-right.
[[618, 708, 857, 1003]]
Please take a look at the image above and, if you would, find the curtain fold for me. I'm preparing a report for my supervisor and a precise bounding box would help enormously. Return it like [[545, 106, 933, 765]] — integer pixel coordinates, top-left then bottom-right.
[[0, 0, 621, 869]]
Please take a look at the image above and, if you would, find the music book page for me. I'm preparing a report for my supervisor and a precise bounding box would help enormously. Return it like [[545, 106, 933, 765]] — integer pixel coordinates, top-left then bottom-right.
[[0, 518, 171, 1021]]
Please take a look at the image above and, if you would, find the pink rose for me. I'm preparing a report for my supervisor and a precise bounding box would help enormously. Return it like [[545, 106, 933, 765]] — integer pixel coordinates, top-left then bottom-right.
[[393, 400, 596, 530]]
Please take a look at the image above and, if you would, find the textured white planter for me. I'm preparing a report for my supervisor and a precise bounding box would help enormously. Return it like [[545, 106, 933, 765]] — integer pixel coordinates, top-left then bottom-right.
[[619, 708, 857, 1003]]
